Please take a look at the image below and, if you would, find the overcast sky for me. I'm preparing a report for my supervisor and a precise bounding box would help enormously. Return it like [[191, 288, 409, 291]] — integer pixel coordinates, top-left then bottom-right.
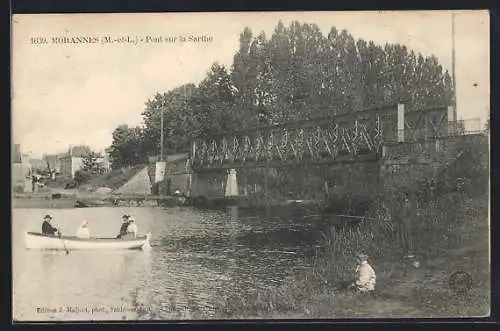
[[12, 10, 489, 158]]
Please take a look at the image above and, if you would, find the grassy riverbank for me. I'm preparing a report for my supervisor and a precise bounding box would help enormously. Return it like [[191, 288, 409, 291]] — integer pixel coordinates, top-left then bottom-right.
[[45, 165, 146, 191], [213, 193, 489, 319], [208, 134, 490, 319], [13, 192, 77, 209]]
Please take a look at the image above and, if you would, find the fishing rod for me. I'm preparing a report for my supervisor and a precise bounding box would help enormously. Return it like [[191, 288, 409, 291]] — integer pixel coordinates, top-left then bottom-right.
[[326, 214, 378, 221], [57, 225, 70, 255], [119, 207, 133, 219]]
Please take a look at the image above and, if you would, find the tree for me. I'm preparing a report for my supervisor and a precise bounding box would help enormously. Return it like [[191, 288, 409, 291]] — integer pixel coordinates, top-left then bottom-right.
[[192, 63, 237, 136], [81, 151, 102, 174], [322, 26, 343, 115], [74, 170, 92, 185], [109, 125, 146, 169], [141, 84, 198, 156], [231, 27, 258, 127], [130, 20, 455, 156]]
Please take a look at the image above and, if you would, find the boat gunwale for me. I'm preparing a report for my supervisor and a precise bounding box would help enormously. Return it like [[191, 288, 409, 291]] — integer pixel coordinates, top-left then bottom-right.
[[25, 232, 148, 242]]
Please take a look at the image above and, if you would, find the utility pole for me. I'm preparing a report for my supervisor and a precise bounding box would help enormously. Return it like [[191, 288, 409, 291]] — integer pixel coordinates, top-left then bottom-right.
[[451, 11, 457, 120], [160, 106, 164, 162], [261, 114, 270, 213], [265, 150, 269, 208]]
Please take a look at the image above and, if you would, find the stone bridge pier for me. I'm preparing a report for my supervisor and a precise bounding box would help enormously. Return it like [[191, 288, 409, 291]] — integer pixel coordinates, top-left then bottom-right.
[[190, 168, 239, 198]]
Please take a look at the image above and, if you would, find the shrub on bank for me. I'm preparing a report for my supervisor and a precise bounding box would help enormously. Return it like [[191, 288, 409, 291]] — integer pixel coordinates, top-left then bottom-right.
[[210, 193, 488, 319], [74, 170, 92, 185], [211, 137, 490, 318], [62, 179, 77, 189], [13, 185, 25, 194], [314, 192, 487, 281], [323, 193, 378, 216]]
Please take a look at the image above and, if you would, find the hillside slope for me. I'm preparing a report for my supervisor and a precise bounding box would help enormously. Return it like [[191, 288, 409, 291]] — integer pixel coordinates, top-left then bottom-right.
[[85, 165, 150, 191]]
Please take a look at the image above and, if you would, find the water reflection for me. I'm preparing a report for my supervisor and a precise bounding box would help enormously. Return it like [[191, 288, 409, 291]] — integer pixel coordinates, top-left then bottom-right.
[[226, 206, 239, 219], [13, 206, 321, 321]]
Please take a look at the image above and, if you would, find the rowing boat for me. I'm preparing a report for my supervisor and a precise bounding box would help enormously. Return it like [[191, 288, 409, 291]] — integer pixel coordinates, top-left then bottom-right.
[[24, 232, 151, 250]]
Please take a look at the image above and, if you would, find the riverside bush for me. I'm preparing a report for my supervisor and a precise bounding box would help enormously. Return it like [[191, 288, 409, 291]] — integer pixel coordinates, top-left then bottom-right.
[[316, 135, 489, 282]]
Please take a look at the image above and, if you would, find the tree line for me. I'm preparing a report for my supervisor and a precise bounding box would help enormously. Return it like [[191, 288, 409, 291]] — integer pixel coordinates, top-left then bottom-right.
[[109, 21, 454, 169]]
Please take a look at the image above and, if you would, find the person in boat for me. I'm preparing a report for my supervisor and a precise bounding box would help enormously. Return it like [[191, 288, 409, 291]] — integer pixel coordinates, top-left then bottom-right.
[[76, 220, 90, 239], [42, 214, 58, 236], [116, 214, 130, 239], [349, 253, 376, 294], [126, 217, 138, 238]]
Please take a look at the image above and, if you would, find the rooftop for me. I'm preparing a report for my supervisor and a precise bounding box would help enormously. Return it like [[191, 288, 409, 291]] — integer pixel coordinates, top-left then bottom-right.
[[44, 154, 58, 163], [30, 158, 46, 169], [70, 145, 92, 157]]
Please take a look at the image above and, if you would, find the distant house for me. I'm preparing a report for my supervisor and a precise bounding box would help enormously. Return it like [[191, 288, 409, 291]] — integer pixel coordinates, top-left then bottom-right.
[[29, 158, 47, 172], [12, 144, 32, 192], [97, 148, 111, 173], [59, 145, 92, 178], [44, 154, 61, 173], [56, 153, 67, 172]]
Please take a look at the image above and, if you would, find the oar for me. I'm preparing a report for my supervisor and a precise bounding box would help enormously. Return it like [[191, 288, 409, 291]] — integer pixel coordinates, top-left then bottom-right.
[[57, 226, 70, 255], [119, 208, 134, 223]]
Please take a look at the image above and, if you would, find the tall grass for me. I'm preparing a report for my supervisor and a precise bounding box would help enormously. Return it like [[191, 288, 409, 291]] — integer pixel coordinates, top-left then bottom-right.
[[210, 137, 490, 318], [311, 191, 488, 283], [210, 192, 488, 319], [315, 135, 489, 283]]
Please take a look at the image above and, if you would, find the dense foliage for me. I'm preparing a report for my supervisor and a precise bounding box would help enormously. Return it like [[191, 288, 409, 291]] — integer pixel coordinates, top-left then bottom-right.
[[109, 21, 454, 167], [81, 151, 103, 174], [74, 169, 92, 186], [109, 125, 147, 169]]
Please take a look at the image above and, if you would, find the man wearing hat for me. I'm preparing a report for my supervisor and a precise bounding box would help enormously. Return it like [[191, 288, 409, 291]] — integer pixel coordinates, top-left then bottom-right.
[[116, 214, 130, 239], [350, 253, 376, 293], [41, 215, 58, 236]]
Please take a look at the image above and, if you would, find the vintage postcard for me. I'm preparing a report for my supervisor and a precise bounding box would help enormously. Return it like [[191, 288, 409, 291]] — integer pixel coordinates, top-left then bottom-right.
[[11, 11, 490, 321]]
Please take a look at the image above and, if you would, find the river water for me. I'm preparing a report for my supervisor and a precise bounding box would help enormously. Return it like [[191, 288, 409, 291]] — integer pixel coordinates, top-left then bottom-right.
[[12, 206, 324, 321]]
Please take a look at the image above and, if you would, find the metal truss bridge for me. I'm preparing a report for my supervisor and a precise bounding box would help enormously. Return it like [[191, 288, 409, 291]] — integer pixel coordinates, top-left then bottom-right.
[[190, 104, 480, 171]]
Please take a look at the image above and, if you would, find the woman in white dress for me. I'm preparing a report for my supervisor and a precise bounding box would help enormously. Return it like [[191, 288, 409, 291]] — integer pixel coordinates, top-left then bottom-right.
[[76, 220, 91, 239], [126, 217, 138, 238]]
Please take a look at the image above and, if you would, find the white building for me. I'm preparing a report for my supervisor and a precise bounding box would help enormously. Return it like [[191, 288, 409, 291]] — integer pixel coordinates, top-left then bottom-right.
[[59, 146, 111, 178], [58, 145, 91, 178], [12, 144, 32, 192], [97, 148, 112, 173]]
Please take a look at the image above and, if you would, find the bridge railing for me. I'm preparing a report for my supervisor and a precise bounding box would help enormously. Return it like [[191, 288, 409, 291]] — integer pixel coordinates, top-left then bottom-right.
[[391, 118, 482, 143], [191, 105, 403, 168], [447, 118, 483, 136], [382, 118, 484, 162], [190, 107, 482, 169], [197, 105, 399, 141]]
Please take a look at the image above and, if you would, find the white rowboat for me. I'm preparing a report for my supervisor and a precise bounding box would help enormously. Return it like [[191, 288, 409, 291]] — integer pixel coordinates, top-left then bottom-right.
[[24, 232, 151, 250]]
